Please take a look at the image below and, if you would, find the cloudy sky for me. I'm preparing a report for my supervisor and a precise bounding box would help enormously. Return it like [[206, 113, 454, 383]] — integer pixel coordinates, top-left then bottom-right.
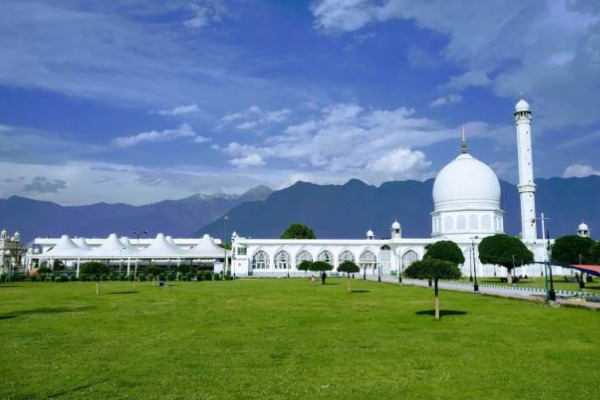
[[1, 0, 599, 205]]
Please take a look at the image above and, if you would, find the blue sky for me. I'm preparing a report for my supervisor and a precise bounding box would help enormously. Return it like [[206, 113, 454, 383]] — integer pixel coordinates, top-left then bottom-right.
[[1, 0, 599, 205]]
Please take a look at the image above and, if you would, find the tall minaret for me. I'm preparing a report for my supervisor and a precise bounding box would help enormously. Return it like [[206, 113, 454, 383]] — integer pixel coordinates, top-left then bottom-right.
[[514, 98, 537, 241]]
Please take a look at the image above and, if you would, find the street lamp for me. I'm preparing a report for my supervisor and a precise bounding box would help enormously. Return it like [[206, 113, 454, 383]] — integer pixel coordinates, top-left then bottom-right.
[[223, 216, 229, 278], [470, 236, 479, 293], [398, 256, 403, 284], [133, 230, 148, 289], [546, 230, 556, 302]]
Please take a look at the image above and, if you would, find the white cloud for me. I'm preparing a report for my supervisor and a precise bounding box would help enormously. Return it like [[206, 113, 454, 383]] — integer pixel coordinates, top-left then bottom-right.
[[429, 94, 463, 108], [311, 0, 600, 129], [220, 105, 292, 130], [230, 154, 265, 168], [156, 104, 200, 116], [216, 103, 470, 181], [183, 1, 228, 29], [563, 164, 600, 178], [112, 123, 198, 147]]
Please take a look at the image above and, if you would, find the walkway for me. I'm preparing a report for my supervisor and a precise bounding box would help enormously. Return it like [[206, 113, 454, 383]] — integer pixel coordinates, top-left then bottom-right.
[[367, 275, 600, 309]]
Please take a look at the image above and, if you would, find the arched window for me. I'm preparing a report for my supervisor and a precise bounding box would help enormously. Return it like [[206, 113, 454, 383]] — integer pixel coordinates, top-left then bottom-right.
[[402, 250, 418, 268], [338, 250, 355, 264], [317, 250, 333, 264], [469, 214, 479, 229], [252, 250, 270, 270], [457, 215, 466, 230], [295, 250, 313, 266], [274, 250, 291, 270], [359, 250, 377, 271], [444, 216, 454, 231]]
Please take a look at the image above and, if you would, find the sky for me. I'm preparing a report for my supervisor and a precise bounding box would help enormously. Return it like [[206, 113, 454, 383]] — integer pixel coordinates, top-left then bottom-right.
[[1, 0, 599, 206]]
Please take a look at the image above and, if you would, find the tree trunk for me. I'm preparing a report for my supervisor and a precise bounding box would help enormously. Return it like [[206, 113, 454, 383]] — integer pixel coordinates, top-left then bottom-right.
[[96, 281, 99, 296], [434, 278, 440, 320], [347, 273, 352, 292]]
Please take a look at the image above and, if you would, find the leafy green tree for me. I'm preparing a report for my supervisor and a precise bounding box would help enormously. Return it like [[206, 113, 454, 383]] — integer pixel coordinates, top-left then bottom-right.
[[309, 261, 333, 285], [297, 260, 313, 274], [404, 259, 461, 320], [478, 234, 534, 283], [552, 235, 595, 287], [337, 260, 360, 292], [551, 235, 595, 264], [80, 261, 110, 295], [424, 240, 465, 265], [589, 241, 600, 264], [280, 223, 316, 239]]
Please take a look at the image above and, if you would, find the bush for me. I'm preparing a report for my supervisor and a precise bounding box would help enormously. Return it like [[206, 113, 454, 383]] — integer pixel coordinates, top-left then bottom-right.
[[37, 267, 52, 274], [166, 272, 176, 281], [138, 273, 146, 282], [29, 275, 39, 282], [204, 271, 213, 281], [78, 273, 88, 282], [127, 274, 135, 281], [69, 275, 77, 282], [56, 274, 69, 282], [146, 273, 154, 282]]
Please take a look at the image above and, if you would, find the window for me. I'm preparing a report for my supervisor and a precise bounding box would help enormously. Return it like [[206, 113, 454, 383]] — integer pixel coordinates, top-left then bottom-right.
[[469, 215, 478, 230], [444, 216, 454, 231], [237, 247, 247, 256], [338, 250, 355, 264], [252, 251, 270, 270], [274, 251, 291, 270], [296, 250, 313, 266], [457, 215, 466, 230], [359, 250, 377, 271], [482, 215, 492, 230], [317, 250, 333, 264], [402, 250, 418, 267]]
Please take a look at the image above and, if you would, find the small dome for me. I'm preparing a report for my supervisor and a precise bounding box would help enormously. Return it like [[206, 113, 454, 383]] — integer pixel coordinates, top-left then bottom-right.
[[515, 98, 530, 112], [578, 222, 589, 231], [433, 153, 501, 211], [391, 220, 401, 230], [366, 229, 374, 237]]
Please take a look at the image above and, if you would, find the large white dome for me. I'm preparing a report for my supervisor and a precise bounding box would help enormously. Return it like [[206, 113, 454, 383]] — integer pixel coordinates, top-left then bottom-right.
[[433, 153, 501, 211]]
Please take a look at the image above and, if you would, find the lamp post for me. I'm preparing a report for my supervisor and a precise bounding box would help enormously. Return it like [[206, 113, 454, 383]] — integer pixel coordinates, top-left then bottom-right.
[[546, 230, 556, 302], [470, 236, 479, 292], [133, 230, 148, 290], [223, 216, 228, 278], [398, 255, 403, 284]]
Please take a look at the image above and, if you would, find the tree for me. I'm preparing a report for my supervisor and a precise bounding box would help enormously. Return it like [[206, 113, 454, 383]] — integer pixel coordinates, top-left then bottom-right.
[[424, 240, 465, 265], [404, 258, 461, 320], [297, 260, 313, 274], [552, 235, 595, 288], [337, 260, 360, 292], [80, 261, 110, 295], [589, 241, 600, 264], [551, 235, 594, 265], [478, 234, 534, 283], [280, 223, 316, 239], [309, 261, 333, 285]]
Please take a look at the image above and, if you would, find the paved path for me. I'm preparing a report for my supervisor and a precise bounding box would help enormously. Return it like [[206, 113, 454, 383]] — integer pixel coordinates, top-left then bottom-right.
[[366, 275, 600, 309]]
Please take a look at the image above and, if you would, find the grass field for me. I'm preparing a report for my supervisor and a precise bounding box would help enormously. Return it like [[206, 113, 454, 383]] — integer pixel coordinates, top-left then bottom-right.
[[476, 276, 600, 293], [0, 279, 598, 399]]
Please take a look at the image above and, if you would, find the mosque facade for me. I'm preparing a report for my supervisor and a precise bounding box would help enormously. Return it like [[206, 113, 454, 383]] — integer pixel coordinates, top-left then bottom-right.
[[28, 99, 578, 278], [228, 99, 564, 278]]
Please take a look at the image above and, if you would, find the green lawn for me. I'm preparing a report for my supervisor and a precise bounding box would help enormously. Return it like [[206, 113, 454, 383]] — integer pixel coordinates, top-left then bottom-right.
[[0, 279, 598, 399]]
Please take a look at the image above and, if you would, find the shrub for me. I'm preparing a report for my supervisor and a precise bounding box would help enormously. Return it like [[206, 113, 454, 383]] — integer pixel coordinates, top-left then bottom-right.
[[127, 274, 134, 281], [37, 267, 52, 274], [146, 273, 154, 282], [138, 273, 146, 282], [204, 271, 213, 281], [56, 274, 69, 282], [166, 272, 176, 281], [69, 275, 77, 282], [29, 275, 39, 282]]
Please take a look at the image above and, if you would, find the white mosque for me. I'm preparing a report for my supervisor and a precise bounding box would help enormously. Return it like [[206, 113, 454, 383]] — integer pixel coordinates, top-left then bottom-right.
[[26, 99, 580, 278]]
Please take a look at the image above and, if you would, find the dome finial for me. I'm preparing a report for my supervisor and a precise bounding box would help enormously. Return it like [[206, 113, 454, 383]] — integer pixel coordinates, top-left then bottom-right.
[[461, 125, 467, 154]]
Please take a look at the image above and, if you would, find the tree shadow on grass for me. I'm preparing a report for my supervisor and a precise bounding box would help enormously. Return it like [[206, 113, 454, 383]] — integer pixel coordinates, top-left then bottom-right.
[[106, 290, 138, 295], [0, 285, 23, 288], [415, 310, 467, 318], [0, 306, 95, 320], [48, 379, 109, 398], [350, 289, 370, 293]]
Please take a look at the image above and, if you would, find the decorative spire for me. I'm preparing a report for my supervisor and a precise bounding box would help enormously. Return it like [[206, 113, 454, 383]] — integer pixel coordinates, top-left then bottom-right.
[[461, 125, 467, 154]]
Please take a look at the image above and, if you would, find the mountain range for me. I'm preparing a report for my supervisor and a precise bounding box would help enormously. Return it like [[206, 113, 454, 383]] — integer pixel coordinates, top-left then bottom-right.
[[1, 177, 598, 243]]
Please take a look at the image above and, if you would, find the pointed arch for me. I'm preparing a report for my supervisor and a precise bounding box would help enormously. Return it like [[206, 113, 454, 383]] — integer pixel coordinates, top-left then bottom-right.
[[251, 250, 270, 270]]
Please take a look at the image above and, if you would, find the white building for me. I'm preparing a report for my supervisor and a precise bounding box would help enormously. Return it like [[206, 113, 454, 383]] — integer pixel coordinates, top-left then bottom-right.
[[229, 99, 567, 279], [31, 99, 575, 279]]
